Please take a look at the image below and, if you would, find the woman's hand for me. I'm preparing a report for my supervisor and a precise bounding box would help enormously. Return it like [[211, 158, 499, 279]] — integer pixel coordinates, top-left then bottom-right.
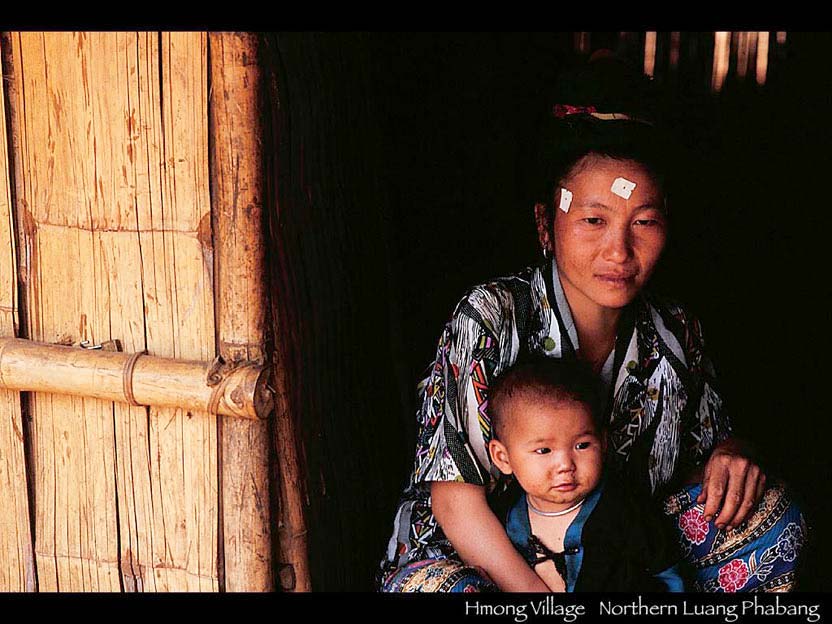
[[696, 438, 766, 530]]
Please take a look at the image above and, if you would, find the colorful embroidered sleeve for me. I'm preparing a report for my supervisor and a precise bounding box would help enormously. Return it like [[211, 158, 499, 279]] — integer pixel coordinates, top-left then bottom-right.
[[412, 285, 517, 487]]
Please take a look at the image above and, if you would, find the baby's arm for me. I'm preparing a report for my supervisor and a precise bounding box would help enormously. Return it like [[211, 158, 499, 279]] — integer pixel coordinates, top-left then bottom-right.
[[432, 481, 549, 592]]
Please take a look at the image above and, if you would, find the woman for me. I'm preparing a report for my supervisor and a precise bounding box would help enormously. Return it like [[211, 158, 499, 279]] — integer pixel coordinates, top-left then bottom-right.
[[377, 57, 805, 593]]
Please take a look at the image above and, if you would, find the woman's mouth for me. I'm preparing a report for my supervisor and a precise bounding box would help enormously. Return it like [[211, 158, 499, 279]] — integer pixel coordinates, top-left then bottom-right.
[[595, 273, 636, 287]]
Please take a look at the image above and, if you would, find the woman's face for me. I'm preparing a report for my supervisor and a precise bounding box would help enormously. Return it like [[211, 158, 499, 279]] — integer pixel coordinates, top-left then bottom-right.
[[551, 155, 667, 317]]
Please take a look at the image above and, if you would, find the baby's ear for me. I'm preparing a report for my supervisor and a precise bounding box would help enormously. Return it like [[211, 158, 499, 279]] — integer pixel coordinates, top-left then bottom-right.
[[488, 439, 513, 475], [599, 429, 609, 455]]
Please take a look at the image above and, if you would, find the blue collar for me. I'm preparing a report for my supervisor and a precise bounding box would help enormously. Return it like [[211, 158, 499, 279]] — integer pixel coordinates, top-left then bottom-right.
[[505, 479, 604, 592]]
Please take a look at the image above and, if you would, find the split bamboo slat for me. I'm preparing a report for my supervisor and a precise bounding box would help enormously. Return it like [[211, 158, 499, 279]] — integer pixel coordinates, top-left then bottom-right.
[[2, 32, 219, 591], [208, 32, 275, 592], [0, 35, 35, 592]]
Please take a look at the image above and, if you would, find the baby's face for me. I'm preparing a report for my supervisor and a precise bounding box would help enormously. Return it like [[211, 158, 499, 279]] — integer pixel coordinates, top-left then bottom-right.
[[489, 395, 604, 513]]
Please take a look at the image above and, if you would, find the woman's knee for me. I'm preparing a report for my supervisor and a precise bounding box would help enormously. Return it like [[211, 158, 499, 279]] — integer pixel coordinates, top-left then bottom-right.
[[665, 479, 807, 592]]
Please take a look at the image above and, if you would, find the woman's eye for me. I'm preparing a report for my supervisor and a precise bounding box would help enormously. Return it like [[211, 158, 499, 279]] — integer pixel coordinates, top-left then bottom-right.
[[582, 217, 604, 226], [575, 441, 591, 450], [534, 448, 551, 455], [634, 218, 660, 227]]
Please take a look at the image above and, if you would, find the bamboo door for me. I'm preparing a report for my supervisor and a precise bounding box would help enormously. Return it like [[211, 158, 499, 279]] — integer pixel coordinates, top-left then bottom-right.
[[0, 31, 289, 592]]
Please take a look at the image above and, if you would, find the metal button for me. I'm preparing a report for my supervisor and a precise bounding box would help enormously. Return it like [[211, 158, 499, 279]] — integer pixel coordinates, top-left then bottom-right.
[[543, 337, 557, 351], [566, 546, 580, 555]]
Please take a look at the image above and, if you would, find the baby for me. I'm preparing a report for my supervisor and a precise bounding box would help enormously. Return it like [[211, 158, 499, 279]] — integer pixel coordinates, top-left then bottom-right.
[[487, 356, 684, 592]]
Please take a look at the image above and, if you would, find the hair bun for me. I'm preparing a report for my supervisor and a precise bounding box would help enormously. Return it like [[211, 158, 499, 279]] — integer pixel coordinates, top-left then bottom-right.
[[552, 53, 658, 124], [588, 48, 616, 63]]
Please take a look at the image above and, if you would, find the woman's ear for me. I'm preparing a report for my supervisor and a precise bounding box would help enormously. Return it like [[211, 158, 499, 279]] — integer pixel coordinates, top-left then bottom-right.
[[533, 202, 553, 257], [488, 439, 514, 476]]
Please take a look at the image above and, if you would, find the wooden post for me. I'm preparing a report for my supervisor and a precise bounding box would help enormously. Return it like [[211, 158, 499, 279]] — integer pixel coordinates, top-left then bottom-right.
[[209, 32, 278, 592], [261, 36, 313, 593]]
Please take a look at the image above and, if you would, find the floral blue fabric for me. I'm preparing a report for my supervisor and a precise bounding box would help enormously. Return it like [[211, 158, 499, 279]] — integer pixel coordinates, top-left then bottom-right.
[[664, 480, 806, 592]]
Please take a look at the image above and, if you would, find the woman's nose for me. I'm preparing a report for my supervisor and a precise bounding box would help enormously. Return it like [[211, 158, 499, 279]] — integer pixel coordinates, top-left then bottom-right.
[[601, 226, 633, 263]]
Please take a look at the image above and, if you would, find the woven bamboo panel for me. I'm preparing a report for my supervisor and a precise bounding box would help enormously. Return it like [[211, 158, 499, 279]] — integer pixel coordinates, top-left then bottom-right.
[[0, 35, 35, 592], [4, 32, 217, 591]]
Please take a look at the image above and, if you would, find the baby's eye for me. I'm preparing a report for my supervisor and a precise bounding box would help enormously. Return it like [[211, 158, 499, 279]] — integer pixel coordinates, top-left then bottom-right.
[[575, 441, 592, 450], [534, 448, 551, 455]]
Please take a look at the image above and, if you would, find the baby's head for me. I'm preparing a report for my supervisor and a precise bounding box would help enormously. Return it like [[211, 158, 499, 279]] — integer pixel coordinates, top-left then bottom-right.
[[487, 356, 607, 513]]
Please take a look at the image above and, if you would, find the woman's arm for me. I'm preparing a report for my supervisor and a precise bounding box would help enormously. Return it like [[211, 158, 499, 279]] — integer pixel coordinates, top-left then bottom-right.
[[669, 306, 765, 530], [432, 481, 549, 592], [412, 282, 547, 590]]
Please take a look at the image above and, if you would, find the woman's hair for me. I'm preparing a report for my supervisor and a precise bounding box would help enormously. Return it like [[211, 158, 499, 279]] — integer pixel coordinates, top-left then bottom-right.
[[489, 356, 606, 441], [532, 53, 675, 211]]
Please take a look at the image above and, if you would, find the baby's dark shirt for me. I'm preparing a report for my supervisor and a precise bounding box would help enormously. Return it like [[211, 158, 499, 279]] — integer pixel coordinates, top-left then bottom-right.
[[490, 473, 685, 592]]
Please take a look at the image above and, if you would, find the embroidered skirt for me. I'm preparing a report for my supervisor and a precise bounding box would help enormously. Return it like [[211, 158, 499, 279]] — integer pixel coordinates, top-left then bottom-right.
[[663, 479, 807, 592], [379, 558, 498, 593]]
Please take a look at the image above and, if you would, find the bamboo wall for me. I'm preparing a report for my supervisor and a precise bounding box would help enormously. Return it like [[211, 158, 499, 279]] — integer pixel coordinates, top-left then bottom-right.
[[0, 31, 219, 591]]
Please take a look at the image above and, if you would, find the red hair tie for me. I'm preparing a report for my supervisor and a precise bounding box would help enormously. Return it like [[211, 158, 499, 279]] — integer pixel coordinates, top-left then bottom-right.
[[552, 104, 598, 118], [553, 104, 653, 125]]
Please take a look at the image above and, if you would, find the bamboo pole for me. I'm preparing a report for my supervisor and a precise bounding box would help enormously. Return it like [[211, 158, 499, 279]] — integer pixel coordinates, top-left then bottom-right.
[[209, 32, 276, 592], [0, 337, 272, 420]]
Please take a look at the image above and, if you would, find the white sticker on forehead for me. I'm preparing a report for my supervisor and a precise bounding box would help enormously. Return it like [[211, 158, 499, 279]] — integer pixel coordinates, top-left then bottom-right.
[[558, 188, 573, 213], [610, 177, 637, 200]]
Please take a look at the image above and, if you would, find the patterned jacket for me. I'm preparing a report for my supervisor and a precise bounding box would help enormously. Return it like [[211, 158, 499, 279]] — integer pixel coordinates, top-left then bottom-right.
[[378, 258, 732, 579]]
